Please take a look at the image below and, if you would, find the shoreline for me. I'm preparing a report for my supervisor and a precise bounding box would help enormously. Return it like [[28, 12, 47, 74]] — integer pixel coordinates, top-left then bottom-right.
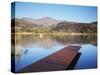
[[11, 32, 97, 35]]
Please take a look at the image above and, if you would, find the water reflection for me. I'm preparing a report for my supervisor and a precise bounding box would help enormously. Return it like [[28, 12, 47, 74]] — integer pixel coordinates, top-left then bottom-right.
[[75, 44, 97, 69], [15, 34, 97, 47], [13, 34, 97, 71]]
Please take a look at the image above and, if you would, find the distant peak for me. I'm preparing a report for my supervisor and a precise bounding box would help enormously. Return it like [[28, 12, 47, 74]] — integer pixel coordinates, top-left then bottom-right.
[[38, 17, 54, 20]]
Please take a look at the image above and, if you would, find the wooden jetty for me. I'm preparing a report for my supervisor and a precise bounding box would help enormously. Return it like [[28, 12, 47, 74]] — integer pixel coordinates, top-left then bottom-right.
[[18, 45, 81, 73]]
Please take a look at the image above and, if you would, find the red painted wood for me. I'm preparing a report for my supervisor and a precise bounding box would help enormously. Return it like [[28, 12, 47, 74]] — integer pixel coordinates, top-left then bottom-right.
[[19, 45, 81, 73]]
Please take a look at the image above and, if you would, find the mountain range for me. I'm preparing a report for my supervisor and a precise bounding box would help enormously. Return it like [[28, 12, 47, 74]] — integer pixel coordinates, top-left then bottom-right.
[[11, 17, 97, 33], [17, 17, 61, 27]]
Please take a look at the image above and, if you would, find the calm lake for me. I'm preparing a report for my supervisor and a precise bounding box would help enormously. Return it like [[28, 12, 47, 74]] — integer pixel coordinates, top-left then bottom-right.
[[14, 34, 97, 72]]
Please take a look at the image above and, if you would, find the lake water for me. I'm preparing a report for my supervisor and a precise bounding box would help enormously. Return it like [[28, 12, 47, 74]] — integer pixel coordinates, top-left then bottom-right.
[[13, 34, 97, 72]]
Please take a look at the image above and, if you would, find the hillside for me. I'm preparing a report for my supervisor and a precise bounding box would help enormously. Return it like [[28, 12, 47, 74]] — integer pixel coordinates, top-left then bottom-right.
[[11, 17, 97, 34], [52, 21, 97, 33]]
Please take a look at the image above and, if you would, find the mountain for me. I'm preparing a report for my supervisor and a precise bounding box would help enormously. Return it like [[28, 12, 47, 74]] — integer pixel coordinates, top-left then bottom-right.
[[52, 21, 97, 33], [21, 17, 60, 27], [14, 19, 39, 27], [11, 17, 97, 33]]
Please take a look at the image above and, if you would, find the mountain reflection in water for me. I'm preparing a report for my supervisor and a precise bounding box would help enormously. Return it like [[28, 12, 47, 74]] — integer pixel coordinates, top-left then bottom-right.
[[15, 34, 97, 47], [14, 34, 97, 71]]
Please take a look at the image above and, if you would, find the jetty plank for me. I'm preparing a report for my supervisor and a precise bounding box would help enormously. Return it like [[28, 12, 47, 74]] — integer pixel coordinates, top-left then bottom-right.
[[19, 46, 81, 73]]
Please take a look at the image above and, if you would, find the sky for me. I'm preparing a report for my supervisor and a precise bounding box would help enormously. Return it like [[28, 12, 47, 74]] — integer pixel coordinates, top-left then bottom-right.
[[12, 2, 97, 23]]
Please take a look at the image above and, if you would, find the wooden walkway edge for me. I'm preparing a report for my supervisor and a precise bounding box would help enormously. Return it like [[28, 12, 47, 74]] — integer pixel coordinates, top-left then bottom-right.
[[18, 45, 81, 73]]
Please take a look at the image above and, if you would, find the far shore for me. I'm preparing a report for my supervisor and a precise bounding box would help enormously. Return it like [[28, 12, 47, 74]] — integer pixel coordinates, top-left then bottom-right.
[[11, 32, 97, 35]]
